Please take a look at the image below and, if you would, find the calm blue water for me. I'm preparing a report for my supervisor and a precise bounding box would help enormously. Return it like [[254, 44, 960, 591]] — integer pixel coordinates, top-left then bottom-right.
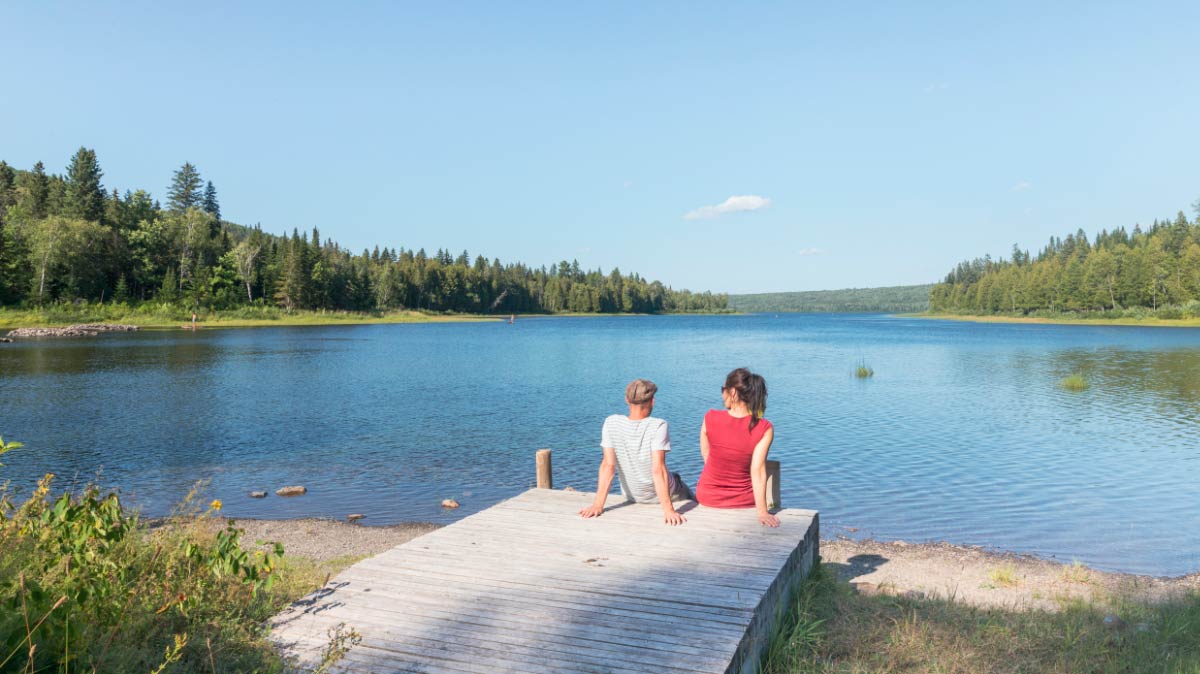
[[2, 314, 1198, 576]]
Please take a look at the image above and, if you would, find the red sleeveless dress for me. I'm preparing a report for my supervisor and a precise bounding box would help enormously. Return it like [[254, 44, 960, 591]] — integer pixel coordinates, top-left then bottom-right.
[[695, 409, 773, 508]]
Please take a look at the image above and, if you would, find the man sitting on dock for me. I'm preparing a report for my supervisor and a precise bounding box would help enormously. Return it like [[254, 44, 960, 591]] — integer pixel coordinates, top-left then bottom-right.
[[579, 378, 693, 525]]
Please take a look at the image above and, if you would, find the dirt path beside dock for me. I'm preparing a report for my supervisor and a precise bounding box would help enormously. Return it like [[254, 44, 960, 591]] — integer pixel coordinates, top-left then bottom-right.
[[822, 537, 1199, 609]]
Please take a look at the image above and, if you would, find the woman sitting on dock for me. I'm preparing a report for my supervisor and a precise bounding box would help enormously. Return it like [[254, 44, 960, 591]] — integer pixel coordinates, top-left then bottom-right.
[[695, 368, 780, 527]]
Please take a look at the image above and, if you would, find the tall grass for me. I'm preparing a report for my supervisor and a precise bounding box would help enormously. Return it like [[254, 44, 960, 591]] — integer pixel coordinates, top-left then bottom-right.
[[0, 440, 338, 673], [1061, 373, 1089, 392], [762, 563, 1200, 674], [854, 360, 874, 379]]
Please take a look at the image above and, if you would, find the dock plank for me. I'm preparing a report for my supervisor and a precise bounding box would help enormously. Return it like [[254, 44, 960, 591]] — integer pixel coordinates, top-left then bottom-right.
[[272, 488, 818, 673]]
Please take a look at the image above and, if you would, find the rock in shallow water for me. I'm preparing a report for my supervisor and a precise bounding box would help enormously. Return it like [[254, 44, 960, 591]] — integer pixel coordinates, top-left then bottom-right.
[[347, 513, 365, 522], [249, 491, 267, 498], [276, 485, 307, 497], [6, 324, 138, 338], [441, 499, 460, 509]]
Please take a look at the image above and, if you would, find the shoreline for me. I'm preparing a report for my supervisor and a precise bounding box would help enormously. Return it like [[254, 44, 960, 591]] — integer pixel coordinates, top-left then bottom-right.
[[913, 312, 1200, 328], [237, 517, 1200, 598], [0, 309, 739, 332], [0, 310, 498, 331]]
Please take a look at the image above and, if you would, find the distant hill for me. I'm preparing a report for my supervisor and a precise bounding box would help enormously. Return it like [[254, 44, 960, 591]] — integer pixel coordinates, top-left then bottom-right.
[[729, 284, 933, 313]]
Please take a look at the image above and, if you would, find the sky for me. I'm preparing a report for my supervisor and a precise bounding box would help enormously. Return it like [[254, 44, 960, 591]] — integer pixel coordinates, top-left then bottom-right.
[[2, 1, 1198, 294]]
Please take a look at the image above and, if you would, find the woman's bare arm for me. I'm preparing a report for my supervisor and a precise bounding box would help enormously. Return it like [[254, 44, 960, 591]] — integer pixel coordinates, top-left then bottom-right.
[[699, 419, 710, 463], [750, 427, 779, 527]]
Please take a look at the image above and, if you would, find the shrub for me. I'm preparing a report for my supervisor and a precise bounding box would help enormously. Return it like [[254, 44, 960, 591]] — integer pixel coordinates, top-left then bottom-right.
[[0, 457, 309, 672]]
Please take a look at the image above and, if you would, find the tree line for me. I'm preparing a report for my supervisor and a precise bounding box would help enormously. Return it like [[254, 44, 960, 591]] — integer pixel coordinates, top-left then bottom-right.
[[730, 284, 932, 313], [0, 148, 727, 314], [930, 207, 1200, 316]]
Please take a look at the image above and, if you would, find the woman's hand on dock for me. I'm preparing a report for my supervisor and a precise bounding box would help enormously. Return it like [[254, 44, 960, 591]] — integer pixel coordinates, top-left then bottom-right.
[[758, 512, 780, 528], [579, 504, 605, 518], [663, 510, 686, 526]]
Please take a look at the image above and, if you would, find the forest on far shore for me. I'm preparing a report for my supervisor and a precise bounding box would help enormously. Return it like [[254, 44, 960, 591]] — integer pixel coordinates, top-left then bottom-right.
[[729, 285, 932, 313], [0, 148, 727, 315], [930, 205, 1200, 318]]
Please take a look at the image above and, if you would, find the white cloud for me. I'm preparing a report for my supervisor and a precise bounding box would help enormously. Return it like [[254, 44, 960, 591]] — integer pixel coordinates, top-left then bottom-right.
[[684, 195, 771, 220], [797, 247, 828, 256], [923, 82, 951, 93], [1011, 180, 1032, 191]]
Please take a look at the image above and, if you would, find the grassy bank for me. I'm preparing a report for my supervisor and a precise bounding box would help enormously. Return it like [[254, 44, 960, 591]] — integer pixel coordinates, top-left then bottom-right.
[[920, 312, 1200, 328], [764, 563, 1200, 674], [0, 302, 500, 330], [0, 303, 738, 330], [0, 438, 356, 673]]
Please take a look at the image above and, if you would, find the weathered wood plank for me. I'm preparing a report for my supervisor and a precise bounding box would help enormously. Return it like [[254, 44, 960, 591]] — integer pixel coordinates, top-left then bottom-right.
[[272, 488, 818, 674]]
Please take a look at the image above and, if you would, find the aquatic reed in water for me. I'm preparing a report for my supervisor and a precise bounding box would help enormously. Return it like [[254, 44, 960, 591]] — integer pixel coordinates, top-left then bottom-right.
[[1061, 374, 1088, 391], [855, 361, 874, 379]]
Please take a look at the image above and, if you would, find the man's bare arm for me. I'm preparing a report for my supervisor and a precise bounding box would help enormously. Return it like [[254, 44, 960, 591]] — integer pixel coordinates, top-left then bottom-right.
[[580, 448, 617, 518], [651, 450, 685, 526]]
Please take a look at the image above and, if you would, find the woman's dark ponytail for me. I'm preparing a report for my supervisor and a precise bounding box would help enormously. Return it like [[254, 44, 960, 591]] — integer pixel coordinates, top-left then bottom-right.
[[724, 368, 768, 433]]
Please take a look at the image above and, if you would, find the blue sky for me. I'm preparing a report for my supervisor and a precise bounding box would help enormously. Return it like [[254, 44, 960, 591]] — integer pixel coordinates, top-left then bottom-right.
[[3, 1, 1198, 294]]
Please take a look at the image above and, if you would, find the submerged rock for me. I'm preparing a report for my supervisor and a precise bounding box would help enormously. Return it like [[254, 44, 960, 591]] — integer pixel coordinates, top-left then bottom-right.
[[6, 324, 139, 339], [347, 513, 365, 522], [276, 485, 307, 497], [441, 499, 460, 509], [249, 490, 268, 498]]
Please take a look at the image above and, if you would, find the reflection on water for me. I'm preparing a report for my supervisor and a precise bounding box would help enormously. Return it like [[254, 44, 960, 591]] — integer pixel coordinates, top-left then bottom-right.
[[1, 315, 1198, 575]]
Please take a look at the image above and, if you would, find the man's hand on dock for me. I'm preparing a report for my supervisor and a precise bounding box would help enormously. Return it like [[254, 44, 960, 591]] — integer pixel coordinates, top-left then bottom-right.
[[579, 504, 605, 518], [663, 510, 686, 526]]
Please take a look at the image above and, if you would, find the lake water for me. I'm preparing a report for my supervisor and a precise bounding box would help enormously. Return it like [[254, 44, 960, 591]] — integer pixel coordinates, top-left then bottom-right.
[[1, 314, 1198, 576]]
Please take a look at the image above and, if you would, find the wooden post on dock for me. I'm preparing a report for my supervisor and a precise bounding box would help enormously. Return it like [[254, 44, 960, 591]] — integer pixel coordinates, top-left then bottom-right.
[[766, 460, 781, 510], [536, 449, 553, 489]]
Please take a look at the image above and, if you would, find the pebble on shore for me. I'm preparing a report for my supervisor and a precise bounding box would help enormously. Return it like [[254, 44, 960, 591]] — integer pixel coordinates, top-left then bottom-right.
[[276, 485, 307, 497]]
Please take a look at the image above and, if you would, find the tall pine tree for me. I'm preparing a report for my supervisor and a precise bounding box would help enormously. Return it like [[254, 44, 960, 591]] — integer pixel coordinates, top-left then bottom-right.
[[25, 162, 50, 219], [167, 163, 203, 212], [202, 180, 220, 220], [64, 147, 105, 222]]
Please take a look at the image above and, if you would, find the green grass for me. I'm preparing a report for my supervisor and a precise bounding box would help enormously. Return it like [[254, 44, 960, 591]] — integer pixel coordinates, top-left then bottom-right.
[[1061, 373, 1090, 392], [0, 301, 498, 330], [923, 311, 1200, 328], [854, 361, 874, 379], [986, 563, 1021, 588], [763, 563, 1200, 674], [1061, 560, 1094, 585]]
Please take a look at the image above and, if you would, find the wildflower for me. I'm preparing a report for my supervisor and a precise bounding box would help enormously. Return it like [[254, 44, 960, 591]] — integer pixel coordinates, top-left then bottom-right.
[[210, 499, 223, 511]]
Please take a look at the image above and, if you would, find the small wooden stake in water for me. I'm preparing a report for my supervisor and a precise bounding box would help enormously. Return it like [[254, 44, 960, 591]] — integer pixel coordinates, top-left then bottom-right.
[[766, 460, 781, 510], [536, 449, 553, 489]]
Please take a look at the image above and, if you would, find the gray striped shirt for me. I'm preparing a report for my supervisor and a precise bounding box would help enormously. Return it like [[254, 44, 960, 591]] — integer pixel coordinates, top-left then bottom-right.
[[601, 414, 676, 503]]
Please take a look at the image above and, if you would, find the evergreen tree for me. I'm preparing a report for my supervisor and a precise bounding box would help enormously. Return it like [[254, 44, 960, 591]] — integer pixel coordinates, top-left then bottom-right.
[[202, 180, 220, 221], [64, 147, 106, 222], [167, 163, 203, 212], [0, 161, 15, 220], [23, 162, 51, 219]]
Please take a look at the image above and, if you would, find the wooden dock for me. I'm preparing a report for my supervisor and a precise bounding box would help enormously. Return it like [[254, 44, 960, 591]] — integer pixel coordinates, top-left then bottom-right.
[[271, 488, 819, 674]]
